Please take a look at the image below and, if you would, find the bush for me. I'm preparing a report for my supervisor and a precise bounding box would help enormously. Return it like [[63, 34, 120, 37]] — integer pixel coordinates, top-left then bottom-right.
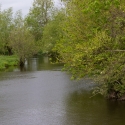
[[0, 55, 18, 71]]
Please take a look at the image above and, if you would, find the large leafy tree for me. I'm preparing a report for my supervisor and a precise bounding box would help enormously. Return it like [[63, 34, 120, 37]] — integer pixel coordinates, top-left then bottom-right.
[[0, 7, 13, 55], [25, 0, 54, 41], [54, 0, 125, 99], [9, 11, 37, 66], [42, 9, 65, 53]]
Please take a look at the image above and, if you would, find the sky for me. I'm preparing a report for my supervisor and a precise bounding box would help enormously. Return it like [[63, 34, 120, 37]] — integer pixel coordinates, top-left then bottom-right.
[[0, 0, 62, 17]]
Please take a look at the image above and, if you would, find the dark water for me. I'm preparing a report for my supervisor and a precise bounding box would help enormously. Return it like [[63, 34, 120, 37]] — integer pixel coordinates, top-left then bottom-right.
[[0, 56, 125, 125]]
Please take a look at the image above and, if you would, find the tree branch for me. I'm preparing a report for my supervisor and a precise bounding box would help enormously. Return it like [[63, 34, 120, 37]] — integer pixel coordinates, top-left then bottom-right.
[[106, 50, 125, 52]]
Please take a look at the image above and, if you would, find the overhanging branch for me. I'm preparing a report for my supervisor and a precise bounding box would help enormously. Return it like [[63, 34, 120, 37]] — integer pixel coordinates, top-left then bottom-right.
[[106, 50, 125, 52]]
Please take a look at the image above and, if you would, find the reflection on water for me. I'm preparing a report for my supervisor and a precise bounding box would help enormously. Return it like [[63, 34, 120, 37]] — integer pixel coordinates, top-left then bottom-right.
[[26, 57, 39, 71], [0, 56, 125, 125], [64, 91, 125, 125], [19, 56, 63, 71]]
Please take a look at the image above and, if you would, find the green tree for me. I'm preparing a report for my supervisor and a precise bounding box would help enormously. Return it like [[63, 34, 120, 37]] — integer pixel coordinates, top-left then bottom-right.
[[0, 7, 13, 55], [9, 11, 37, 66], [25, 0, 54, 41], [42, 9, 65, 53], [54, 0, 125, 99]]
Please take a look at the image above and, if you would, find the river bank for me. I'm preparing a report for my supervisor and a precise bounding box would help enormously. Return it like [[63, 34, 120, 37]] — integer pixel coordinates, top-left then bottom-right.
[[0, 55, 18, 71]]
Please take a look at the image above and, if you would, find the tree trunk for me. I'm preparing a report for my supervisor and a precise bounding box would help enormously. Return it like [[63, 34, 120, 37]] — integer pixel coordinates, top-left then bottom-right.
[[6, 46, 13, 55], [19, 57, 25, 67]]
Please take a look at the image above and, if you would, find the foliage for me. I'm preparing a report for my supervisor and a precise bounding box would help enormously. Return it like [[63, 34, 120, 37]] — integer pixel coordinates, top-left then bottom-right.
[[0, 8, 38, 67], [9, 26, 37, 66], [0, 55, 18, 71], [9, 11, 37, 66], [0, 7, 13, 54], [53, 0, 125, 99], [42, 9, 65, 53], [25, 0, 54, 41]]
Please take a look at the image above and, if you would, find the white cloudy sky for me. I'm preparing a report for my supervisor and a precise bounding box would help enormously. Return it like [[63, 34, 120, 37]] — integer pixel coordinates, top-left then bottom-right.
[[0, 0, 62, 16]]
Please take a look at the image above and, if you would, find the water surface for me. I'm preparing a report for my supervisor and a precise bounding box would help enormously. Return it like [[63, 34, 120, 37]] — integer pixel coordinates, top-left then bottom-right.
[[0, 56, 125, 125]]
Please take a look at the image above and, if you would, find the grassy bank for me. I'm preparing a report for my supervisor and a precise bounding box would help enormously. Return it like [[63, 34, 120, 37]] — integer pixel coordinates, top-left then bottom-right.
[[0, 55, 18, 71]]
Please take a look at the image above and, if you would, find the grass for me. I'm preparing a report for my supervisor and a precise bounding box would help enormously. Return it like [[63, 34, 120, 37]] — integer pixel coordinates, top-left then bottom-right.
[[0, 55, 19, 71]]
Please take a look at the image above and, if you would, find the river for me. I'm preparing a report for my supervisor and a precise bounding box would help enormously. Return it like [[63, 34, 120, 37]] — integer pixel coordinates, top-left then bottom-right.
[[0, 56, 125, 125]]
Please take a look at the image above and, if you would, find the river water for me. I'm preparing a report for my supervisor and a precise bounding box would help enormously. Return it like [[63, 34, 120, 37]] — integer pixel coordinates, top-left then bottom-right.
[[0, 56, 125, 125]]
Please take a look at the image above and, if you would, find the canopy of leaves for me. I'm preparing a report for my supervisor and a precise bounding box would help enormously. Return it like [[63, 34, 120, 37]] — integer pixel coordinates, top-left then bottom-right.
[[0, 8, 38, 66], [9, 11, 37, 65], [42, 9, 65, 53], [53, 0, 125, 98], [9, 27, 37, 61], [25, 0, 54, 41], [0, 7, 13, 54]]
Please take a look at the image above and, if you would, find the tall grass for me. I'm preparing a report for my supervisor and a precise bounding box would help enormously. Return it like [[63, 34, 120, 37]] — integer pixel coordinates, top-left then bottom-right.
[[0, 55, 18, 71]]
